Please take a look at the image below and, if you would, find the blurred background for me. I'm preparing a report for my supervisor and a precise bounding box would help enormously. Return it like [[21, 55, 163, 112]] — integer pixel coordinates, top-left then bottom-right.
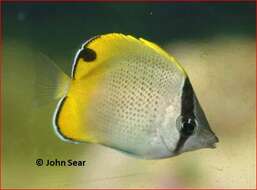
[[3, 2, 256, 188]]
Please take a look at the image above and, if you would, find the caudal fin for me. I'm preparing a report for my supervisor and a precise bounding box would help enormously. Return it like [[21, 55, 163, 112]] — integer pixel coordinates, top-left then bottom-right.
[[33, 53, 71, 107]]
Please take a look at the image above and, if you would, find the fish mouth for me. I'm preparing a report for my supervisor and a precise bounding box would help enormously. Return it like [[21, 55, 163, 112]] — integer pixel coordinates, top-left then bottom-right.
[[206, 135, 219, 149]]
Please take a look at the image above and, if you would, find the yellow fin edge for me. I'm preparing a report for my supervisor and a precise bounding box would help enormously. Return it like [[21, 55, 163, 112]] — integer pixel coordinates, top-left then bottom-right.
[[53, 96, 98, 143], [93, 33, 187, 75], [139, 37, 187, 75]]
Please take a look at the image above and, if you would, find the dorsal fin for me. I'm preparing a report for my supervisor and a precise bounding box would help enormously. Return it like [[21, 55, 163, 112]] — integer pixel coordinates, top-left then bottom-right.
[[71, 33, 186, 80]]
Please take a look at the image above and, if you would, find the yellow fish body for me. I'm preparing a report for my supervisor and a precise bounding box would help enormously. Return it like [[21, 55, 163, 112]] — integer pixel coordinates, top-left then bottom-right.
[[53, 33, 218, 159]]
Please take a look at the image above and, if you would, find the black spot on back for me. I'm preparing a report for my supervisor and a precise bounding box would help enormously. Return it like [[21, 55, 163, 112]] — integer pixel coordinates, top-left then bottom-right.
[[78, 47, 96, 62], [72, 35, 101, 79]]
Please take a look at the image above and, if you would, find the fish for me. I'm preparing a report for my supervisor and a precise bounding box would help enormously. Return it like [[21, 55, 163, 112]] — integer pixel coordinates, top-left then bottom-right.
[[52, 33, 219, 159]]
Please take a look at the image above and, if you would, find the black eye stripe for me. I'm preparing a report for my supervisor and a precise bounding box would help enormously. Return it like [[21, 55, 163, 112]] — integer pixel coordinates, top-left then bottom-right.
[[174, 77, 195, 153], [78, 47, 96, 62], [181, 77, 195, 118], [181, 119, 196, 136]]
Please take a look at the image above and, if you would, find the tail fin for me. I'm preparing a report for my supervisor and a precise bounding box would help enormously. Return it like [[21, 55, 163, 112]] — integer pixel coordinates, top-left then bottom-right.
[[33, 53, 71, 107]]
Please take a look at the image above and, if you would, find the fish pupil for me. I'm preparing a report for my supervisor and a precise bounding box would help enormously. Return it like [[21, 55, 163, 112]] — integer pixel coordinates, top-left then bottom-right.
[[78, 47, 96, 62], [181, 118, 196, 136]]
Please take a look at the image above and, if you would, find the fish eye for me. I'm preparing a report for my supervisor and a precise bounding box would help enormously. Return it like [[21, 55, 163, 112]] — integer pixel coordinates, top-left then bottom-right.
[[180, 117, 197, 137], [78, 47, 96, 62]]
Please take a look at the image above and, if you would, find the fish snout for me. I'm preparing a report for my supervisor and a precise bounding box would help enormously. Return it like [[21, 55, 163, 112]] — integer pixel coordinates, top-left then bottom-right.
[[198, 127, 219, 148]]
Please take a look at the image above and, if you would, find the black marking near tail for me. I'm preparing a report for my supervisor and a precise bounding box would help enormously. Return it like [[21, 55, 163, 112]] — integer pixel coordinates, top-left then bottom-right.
[[53, 96, 75, 142], [174, 77, 195, 153], [72, 35, 101, 79]]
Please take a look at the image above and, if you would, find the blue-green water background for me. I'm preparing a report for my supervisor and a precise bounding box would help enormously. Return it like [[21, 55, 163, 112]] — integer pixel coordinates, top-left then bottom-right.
[[4, 2, 255, 71]]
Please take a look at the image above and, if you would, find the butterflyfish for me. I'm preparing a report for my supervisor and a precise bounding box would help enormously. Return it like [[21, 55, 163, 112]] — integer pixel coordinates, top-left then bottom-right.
[[51, 33, 218, 159]]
